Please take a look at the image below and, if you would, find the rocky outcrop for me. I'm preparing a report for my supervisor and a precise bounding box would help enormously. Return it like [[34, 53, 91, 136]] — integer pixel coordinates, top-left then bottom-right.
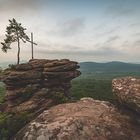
[[13, 77, 140, 140], [14, 98, 140, 140], [113, 77, 140, 115], [1, 64, 140, 140], [1, 59, 81, 115]]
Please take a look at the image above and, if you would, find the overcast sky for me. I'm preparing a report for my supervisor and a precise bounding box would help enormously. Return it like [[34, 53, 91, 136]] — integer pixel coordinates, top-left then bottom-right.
[[0, 0, 140, 63]]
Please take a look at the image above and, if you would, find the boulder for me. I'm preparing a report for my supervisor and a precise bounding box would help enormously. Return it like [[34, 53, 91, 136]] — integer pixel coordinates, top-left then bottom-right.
[[113, 77, 140, 114], [14, 98, 140, 140]]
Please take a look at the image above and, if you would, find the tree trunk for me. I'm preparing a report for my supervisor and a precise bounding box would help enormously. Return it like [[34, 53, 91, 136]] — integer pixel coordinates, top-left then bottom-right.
[[31, 32, 34, 59], [17, 37, 20, 65]]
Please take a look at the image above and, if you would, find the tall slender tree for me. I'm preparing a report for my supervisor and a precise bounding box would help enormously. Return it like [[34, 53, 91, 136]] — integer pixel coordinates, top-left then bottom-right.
[[1, 18, 29, 64]]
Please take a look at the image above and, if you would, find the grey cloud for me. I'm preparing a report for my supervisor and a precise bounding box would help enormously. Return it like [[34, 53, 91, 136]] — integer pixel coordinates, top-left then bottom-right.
[[121, 40, 140, 49], [121, 41, 129, 47], [105, 2, 135, 19], [37, 44, 123, 57], [133, 40, 140, 46], [129, 22, 140, 27], [60, 45, 81, 51], [106, 27, 120, 34], [93, 24, 106, 31], [94, 47, 123, 56], [93, 26, 121, 39], [44, 17, 85, 37], [45, 18, 85, 37], [0, 0, 45, 12], [36, 42, 81, 52], [106, 29, 118, 34], [59, 18, 85, 36], [132, 33, 140, 37], [93, 24, 118, 34], [105, 36, 120, 43], [32, 46, 128, 63]]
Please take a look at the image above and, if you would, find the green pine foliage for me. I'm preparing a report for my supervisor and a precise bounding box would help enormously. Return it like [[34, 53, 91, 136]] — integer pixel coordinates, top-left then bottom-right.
[[1, 18, 29, 64]]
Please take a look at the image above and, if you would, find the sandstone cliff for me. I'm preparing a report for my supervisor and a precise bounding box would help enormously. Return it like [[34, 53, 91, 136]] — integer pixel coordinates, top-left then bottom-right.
[[0, 59, 81, 139], [1, 59, 81, 115]]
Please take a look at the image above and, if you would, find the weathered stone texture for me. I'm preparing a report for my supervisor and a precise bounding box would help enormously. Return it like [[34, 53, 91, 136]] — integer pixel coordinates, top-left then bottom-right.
[[1, 62, 140, 140], [14, 98, 140, 140], [1, 59, 81, 114], [113, 77, 140, 114]]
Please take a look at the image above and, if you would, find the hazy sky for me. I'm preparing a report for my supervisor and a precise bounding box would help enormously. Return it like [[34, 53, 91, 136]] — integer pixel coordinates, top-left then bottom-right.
[[0, 0, 140, 63]]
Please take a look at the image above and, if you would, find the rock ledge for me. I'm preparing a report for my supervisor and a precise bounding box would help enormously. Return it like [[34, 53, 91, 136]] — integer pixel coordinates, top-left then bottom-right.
[[14, 98, 140, 140]]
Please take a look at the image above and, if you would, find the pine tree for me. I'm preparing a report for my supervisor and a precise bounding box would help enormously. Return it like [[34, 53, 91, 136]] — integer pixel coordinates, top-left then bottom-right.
[[1, 18, 29, 64]]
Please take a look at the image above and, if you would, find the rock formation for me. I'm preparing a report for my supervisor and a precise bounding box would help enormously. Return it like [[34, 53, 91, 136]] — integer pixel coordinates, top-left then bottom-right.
[[14, 77, 140, 140], [1, 61, 140, 140], [113, 77, 140, 115], [1, 59, 81, 115], [14, 97, 140, 140]]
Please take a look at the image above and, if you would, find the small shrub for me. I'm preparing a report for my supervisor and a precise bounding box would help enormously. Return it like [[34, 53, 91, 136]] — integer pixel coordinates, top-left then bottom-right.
[[0, 112, 31, 140], [52, 91, 69, 103], [0, 84, 5, 104], [8, 64, 16, 70]]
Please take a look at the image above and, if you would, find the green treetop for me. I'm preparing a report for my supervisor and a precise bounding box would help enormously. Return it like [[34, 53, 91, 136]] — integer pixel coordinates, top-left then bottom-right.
[[1, 18, 29, 64]]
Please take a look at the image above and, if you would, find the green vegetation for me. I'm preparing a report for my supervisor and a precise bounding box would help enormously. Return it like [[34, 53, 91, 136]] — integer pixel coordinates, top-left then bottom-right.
[[1, 18, 29, 64], [51, 91, 69, 104], [70, 78, 114, 102], [0, 61, 140, 139], [0, 67, 2, 73], [70, 70, 140, 103], [0, 82, 5, 104], [0, 112, 31, 140], [0, 80, 32, 140], [8, 64, 16, 70], [70, 61, 140, 103]]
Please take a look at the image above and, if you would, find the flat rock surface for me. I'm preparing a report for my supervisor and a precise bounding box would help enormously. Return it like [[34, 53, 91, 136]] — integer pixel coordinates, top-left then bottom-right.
[[14, 98, 140, 140]]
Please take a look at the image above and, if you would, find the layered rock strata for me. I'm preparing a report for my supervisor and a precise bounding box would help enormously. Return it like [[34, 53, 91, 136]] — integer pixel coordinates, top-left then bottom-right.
[[1, 59, 81, 114], [2, 66, 140, 140]]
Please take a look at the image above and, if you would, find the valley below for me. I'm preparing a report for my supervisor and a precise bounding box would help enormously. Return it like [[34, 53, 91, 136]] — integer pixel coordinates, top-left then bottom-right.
[[71, 61, 140, 102]]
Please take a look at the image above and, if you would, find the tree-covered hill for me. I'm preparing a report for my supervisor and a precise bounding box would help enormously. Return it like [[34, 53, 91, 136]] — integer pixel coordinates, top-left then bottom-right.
[[79, 61, 140, 73], [70, 61, 140, 102]]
